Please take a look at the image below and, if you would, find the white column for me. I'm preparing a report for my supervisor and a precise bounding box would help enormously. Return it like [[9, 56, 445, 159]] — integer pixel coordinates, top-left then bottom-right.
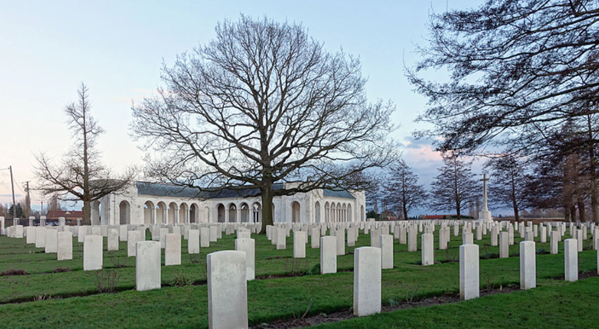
[[460, 244, 479, 300], [353, 247, 381, 317], [520, 241, 536, 290], [207, 251, 248, 329]]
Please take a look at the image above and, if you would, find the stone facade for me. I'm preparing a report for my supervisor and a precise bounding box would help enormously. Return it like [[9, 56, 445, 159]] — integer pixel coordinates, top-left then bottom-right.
[[90, 181, 366, 226]]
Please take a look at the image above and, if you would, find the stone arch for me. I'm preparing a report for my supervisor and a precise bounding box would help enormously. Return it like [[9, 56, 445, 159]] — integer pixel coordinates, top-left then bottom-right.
[[325, 202, 330, 223], [157, 202, 167, 224], [190, 203, 198, 223], [91, 201, 101, 225], [143, 201, 155, 225], [179, 203, 189, 224], [168, 202, 178, 224], [331, 203, 336, 222], [119, 200, 131, 225], [361, 205, 365, 221], [337, 202, 342, 222], [315, 201, 321, 223], [217, 204, 225, 223], [228, 203, 237, 223], [252, 202, 262, 223], [342, 204, 347, 222], [240, 203, 250, 222], [204, 206, 210, 223], [291, 201, 301, 223], [347, 204, 352, 222]]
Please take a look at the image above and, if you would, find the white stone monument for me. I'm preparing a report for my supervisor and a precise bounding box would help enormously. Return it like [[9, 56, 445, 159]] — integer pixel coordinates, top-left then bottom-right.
[[478, 174, 493, 222]]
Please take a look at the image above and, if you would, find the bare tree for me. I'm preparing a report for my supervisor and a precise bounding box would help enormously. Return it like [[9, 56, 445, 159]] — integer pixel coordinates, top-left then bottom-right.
[[429, 152, 478, 219], [35, 83, 134, 225], [131, 16, 397, 231], [383, 159, 427, 220], [485, 155, 530, 222]]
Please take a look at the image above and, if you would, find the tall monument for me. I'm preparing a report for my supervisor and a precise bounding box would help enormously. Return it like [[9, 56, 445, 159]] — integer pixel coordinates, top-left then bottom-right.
[[478, 174, 493, 222]]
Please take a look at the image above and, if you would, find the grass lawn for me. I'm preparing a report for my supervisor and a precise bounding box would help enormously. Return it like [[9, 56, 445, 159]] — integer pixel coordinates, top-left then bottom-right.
[[0, 225, 597, 328]]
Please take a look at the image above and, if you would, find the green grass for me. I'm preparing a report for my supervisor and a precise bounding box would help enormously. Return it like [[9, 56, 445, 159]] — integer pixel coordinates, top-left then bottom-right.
[[0, 225, 597, 328]]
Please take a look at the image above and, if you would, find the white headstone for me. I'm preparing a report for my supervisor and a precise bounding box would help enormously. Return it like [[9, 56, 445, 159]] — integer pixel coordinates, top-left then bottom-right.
[[460, 244, 479, 300], [136, 241, 161, 291], [128, 230, 143, 257], [520, 241, 536, 290], [188, 229, 200, 254], [45, 229, 58, 253], [84, 235, 103, 271], [421, 233, 434, 266], [165, 234, 181, 266], [564, 239, 578, 282], [108, 229, 120, 251], [207, 251, 248, 329], [380, 234, 393, 269], [353, 247, 381, 317], [320, 236, 337, 274], [294, 231, 306, 258], [57, 231, 73, 260], [235, 238, 255, 281]]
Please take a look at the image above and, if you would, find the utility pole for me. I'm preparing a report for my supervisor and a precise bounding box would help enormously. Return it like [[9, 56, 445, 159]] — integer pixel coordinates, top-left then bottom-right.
[[25, 181, 31, 219], [9, 166, 16, 220]]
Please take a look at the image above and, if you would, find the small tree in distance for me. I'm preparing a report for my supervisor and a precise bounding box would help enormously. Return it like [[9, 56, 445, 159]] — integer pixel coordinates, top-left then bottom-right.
[[131, 16, 398, 232], [383, 158, 427, 220], [429, 152, 477, 219], [35, 83, 135, 225]]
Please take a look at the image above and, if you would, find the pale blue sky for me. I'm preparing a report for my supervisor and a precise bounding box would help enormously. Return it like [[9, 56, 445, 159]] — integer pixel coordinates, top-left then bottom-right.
[[0, 0, 482, 215]]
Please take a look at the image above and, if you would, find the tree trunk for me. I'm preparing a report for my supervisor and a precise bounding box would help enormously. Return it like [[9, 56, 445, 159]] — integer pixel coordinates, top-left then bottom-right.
[[587, 115, 598, 223], [564, 205, 571, 222], [577, 198, 586, 222], [82, 199, 91, 226], [513, 201, 519, 222], [570, 205, 577, 222], [456, 201, 461, 219], [260, 183, 274, 234], [403, 203, 408, 222]]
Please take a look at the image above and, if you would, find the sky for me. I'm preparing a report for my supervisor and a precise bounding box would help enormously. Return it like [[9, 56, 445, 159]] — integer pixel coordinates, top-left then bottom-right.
[[0, 0, 489, 216]]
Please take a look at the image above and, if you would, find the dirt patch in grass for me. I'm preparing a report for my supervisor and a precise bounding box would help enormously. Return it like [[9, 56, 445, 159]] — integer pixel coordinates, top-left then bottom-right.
[[251, 284, 521, 329], [1, 269, 29, 276], [550, 270, 599, 281]]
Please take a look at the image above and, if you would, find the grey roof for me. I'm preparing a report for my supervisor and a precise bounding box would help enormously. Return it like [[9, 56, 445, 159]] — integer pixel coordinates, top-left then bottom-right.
[[323, 189, 355, 199], [135, 181, 354, 200]]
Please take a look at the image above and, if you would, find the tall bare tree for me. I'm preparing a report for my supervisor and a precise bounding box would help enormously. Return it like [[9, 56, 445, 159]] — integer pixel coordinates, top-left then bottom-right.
[[430, 152, 478, 219], [131, 16, 397, 231], [383, 159, 427, 220], [35, 83, 134, 225], [408, 0, 599, 222]]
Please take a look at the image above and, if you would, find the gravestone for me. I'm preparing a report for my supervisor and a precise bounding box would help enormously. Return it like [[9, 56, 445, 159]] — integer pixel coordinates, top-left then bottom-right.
[[45, 229, 58, 253], [128, 230, 143, 257], [499, 232, 509, 258], [188, 229, 200, 254], [207, 251, 248, 329], [57, 231, 73, 261], [235, 238, 255, 281], [550, 231, 559, 254], [136, 241, 161, 291], [407, 227, 417, 252], [294, 231, 306, 258], [336, 229, 345, 256], [564, 239, 578, 282], [84, 235, 103, 271], [353, 247, 381, 317], [320, 236, 337, 274], [108, 229, 119, 251], [201, 227, 210, 247], [380, 234, 393, 269], [165, 234, 181, 266], [460, 244, 479, 300], [520, 241, 536, 290], [421, 233, 434, 266], [35, 227, 46, 248]]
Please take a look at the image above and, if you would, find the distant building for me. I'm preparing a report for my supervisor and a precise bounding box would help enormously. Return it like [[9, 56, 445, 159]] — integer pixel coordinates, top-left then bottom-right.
[[46, 210, 83, 225], [423, 214, 475, 220], [91, 181, 367, 226]]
